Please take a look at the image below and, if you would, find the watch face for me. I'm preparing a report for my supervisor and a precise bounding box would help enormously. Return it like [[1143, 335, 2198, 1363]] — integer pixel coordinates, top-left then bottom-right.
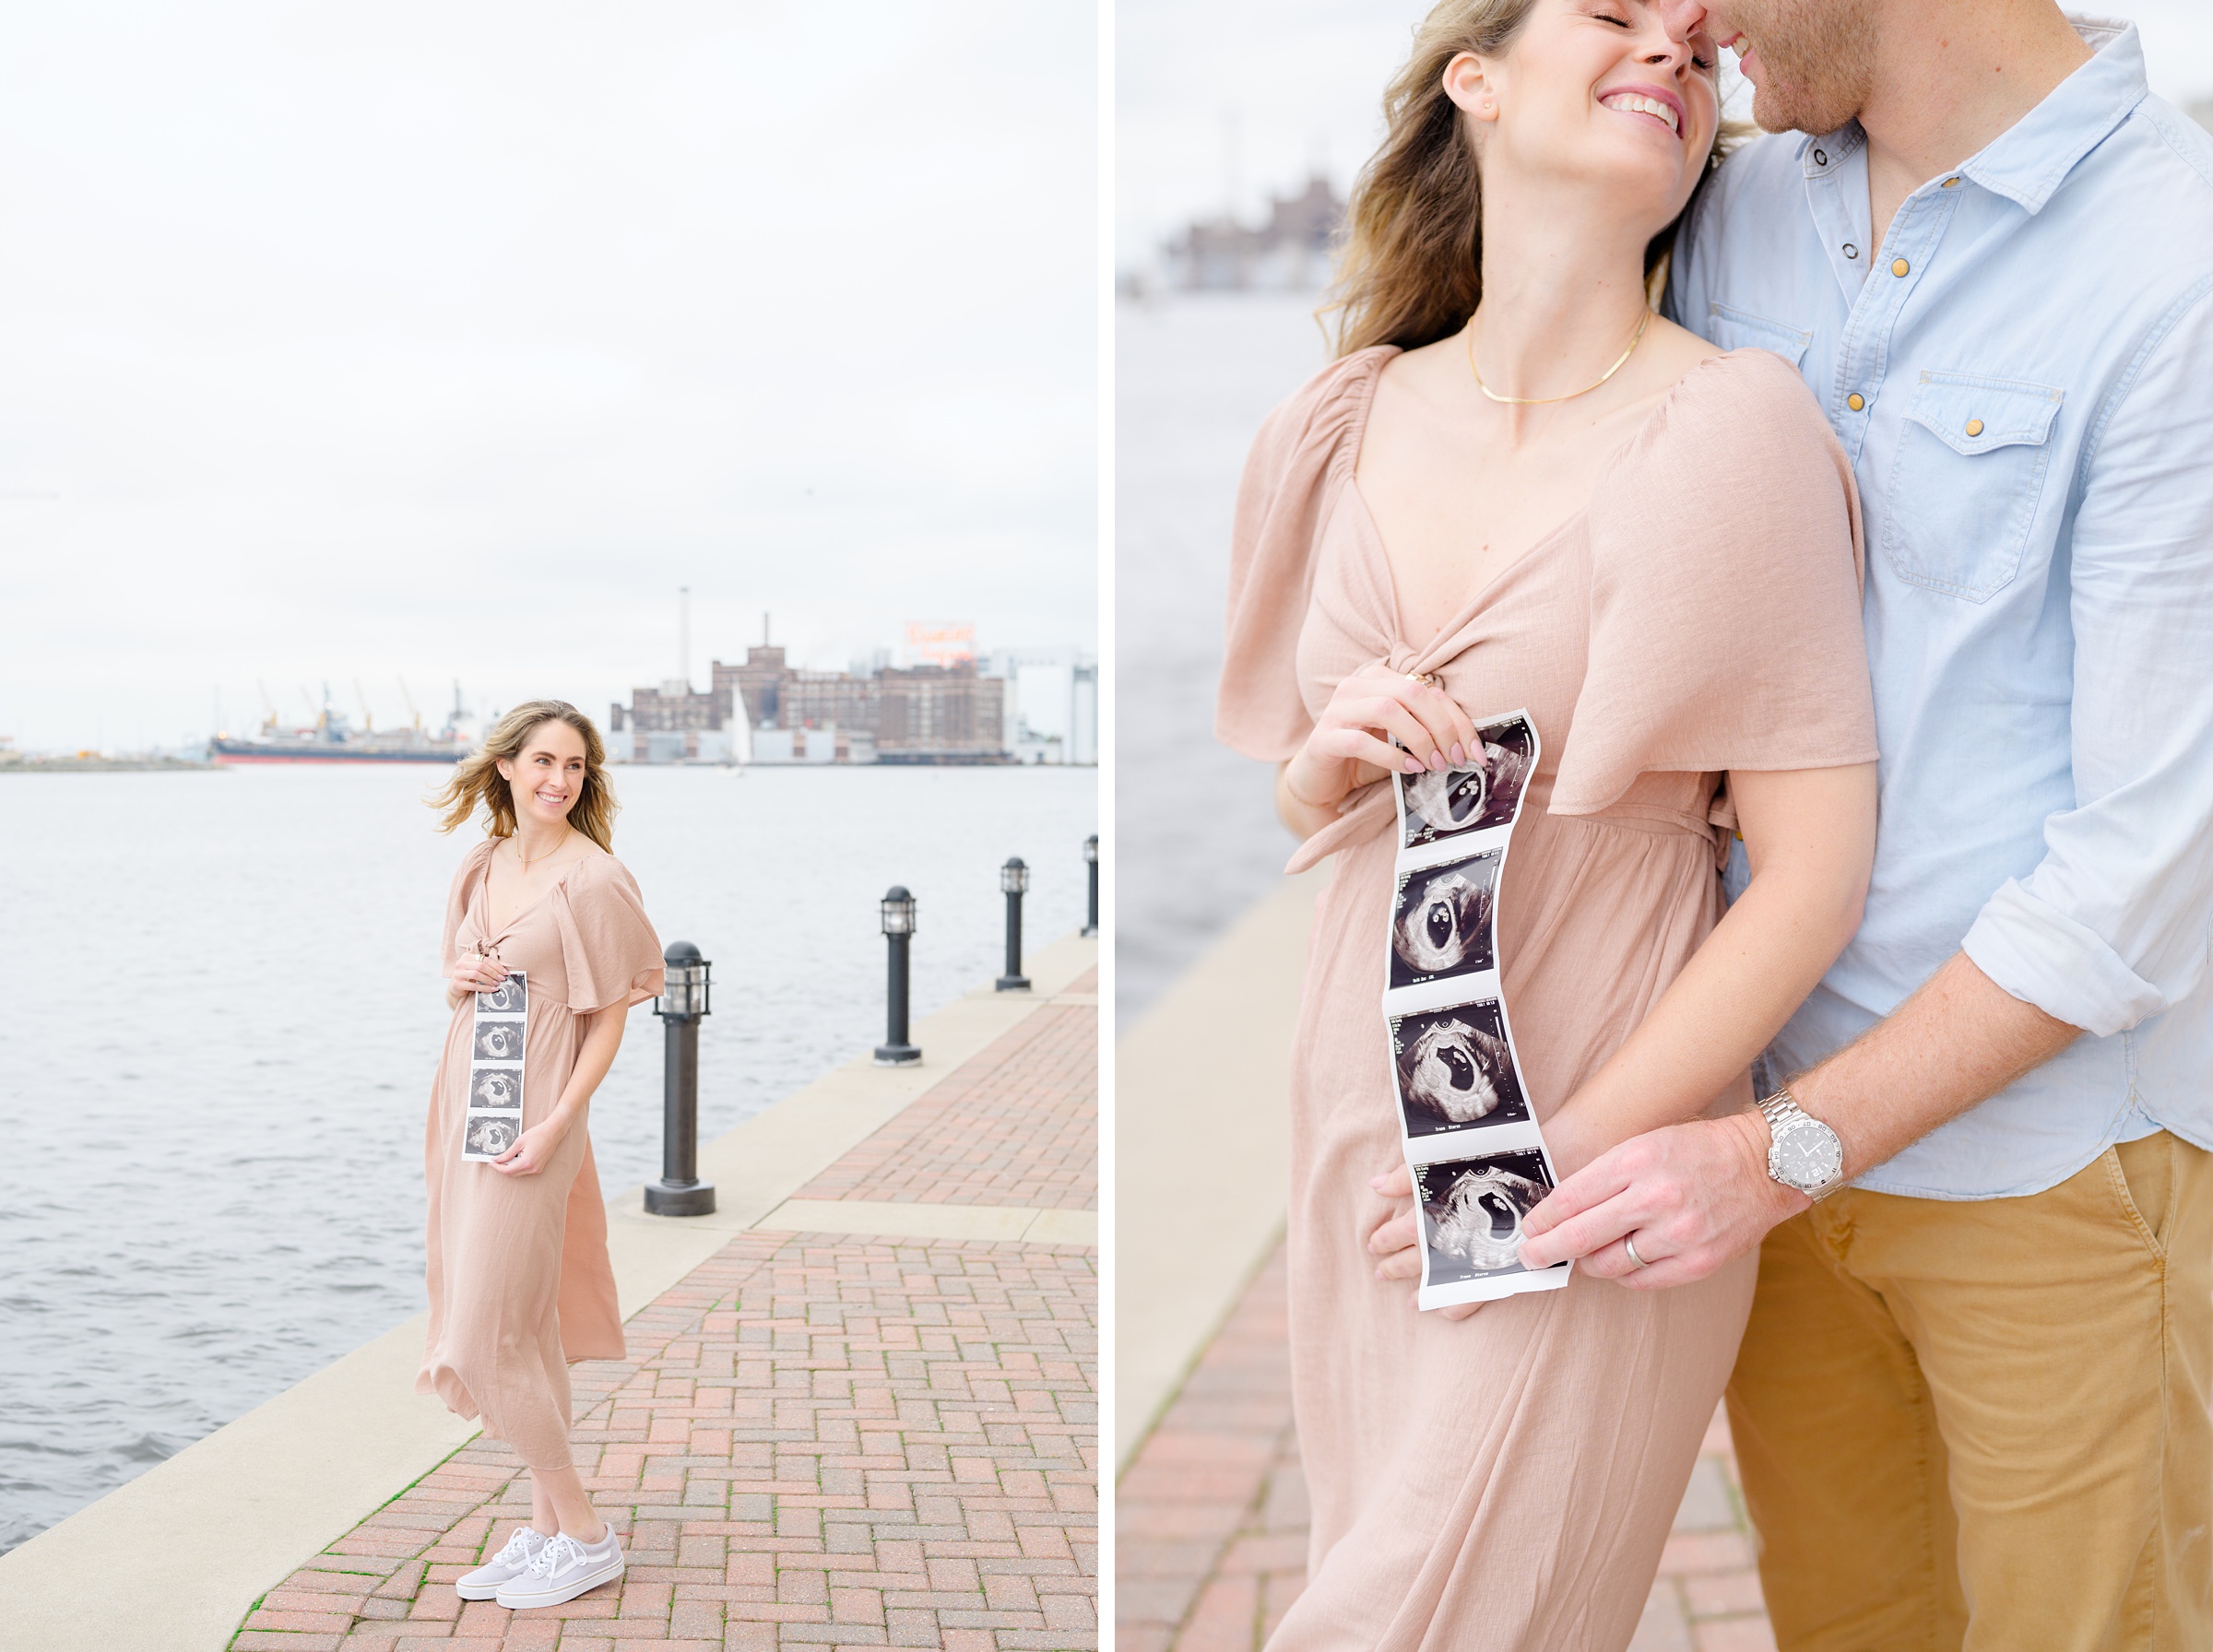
[[1773, 1119, 1842, 1191]]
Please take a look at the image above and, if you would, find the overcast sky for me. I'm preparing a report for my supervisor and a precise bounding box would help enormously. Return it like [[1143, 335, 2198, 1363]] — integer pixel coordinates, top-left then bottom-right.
[[1118, 0, 2213, 265], [0, 1, 1097, 752]]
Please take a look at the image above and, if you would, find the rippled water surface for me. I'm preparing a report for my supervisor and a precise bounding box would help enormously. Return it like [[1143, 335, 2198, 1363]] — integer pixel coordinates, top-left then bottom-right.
[[0, 762, 1095, 1552]]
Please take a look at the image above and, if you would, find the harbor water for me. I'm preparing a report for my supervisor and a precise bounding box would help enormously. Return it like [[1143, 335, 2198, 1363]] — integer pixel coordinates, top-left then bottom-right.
[[1116, 291, 1331, 1022], [0, 761, 1095, 1552]]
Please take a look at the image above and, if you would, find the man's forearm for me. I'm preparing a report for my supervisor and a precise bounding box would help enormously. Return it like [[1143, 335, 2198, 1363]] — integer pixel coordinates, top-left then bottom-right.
[[1792, 951, 2082, 1179]]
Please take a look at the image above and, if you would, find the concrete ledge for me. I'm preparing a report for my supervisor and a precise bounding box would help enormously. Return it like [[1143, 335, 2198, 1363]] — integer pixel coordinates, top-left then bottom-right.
[[1115, 874, 1320, 1470], [756, 1198, 1099, 1247], [0, 933, 1095, 1652], [0, 1314, 475, 1652]]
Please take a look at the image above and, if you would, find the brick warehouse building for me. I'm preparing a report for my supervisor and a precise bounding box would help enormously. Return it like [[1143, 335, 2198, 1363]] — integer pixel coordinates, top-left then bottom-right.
[[609, 646, 1010, 764]]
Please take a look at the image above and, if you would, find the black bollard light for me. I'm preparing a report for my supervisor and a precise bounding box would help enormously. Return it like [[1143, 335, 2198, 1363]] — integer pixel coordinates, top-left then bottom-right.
[[874, 885, 921, 1066], [997, 856, 1032, 992], [645, 940, 717, 1216], [1082, 834, 1099, 938]]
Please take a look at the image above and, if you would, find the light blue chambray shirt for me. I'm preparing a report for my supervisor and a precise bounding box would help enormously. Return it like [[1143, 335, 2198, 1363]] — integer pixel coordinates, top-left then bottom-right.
[[1666, 18, 2213, 1200]]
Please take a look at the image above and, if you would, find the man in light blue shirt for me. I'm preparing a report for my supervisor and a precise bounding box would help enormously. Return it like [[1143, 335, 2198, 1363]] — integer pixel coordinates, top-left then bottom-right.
[[1516, 3, 2213, 1642]]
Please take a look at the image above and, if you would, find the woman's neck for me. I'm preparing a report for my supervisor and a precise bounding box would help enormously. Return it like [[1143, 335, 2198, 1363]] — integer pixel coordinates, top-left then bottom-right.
[[510, 817, 573, 862], [1469, 169, 1657, 428]]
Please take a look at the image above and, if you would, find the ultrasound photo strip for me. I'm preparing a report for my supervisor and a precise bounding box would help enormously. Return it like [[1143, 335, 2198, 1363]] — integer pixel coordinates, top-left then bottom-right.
[[462, 968, 527, 1162], [1380, 711, 1571, 1310], [463, 1112, 522, 1159]]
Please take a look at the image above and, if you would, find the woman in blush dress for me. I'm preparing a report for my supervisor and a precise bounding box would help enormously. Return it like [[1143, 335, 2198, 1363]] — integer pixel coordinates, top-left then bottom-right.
[[1217, 2, 1879, 1646], [419, 701, 664, 1612]]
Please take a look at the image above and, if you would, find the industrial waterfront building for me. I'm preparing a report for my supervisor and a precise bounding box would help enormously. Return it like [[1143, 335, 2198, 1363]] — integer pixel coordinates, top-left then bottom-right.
[[609, 641, 1090, 767]]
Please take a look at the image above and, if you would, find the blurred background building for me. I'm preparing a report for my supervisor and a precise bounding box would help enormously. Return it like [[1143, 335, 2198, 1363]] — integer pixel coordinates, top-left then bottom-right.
[[609, 622, 1095, 767], [1155, 174, 1346, 294]]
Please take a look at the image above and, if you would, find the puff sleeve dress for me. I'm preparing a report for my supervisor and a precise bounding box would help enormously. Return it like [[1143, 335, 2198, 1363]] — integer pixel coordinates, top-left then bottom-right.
[[1219, 348, 1877, 1651], [417, 843, 664, 1472]]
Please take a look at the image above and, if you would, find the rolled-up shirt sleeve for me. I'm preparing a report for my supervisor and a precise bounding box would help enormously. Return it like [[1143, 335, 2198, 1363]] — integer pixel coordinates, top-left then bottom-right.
[[1961, 285, 2213, 1037]]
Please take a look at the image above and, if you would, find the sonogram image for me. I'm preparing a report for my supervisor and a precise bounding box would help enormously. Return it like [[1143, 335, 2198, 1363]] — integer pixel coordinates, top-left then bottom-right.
[[1391, 999, 1528, 1134], [465, 1114, 519, 1157], [1416, 1150, 1556, 1280], [1390, 853, 1497, 986]]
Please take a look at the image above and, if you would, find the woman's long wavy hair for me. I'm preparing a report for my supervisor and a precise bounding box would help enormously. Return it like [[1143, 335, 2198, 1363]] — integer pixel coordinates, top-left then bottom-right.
[[1323, 0, 1741, 357], [430, 699, 619, 851]]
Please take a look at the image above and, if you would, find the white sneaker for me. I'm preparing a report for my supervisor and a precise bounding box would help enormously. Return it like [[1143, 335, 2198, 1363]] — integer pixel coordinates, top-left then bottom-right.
[[455, 1525, 551, 1600], [493, 1526, 624, 1609]]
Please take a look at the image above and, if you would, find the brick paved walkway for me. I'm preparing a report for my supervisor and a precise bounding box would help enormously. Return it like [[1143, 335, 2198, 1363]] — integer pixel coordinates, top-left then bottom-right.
[[231, 977, 1097, 1652], [794, 1003, 1095, 1212], [1117, 1237, 1774, 1652]]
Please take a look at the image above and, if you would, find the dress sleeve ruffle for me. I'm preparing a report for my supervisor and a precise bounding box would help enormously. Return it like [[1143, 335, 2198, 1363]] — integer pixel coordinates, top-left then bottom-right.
[[440, 839, 496, 965], [551, 854, 666, 1014], [1216, 346, 1398, 762], [1551, 349, 1880, 817]]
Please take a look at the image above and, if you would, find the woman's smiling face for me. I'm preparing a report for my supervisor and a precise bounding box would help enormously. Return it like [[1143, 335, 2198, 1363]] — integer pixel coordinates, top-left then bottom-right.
[[497, 718, 588, 829], [1451, 0, 1721, 232]]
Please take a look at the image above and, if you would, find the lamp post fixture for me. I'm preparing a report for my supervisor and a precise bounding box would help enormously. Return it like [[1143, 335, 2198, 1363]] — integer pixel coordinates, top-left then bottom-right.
[[874, 885, 921, 1066], [645, 940, 716, 1216], [997, 856, 1032, 992], [1082, 834, 1099, 938]]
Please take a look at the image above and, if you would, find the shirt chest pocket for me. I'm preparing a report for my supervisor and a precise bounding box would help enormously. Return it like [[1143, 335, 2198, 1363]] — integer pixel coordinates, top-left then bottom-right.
[[1882, 372, 2063, 602]]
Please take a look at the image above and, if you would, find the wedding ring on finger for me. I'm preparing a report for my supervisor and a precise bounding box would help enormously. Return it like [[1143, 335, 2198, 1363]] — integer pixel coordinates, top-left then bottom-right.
[[1624, 1235, 1650, 1269]]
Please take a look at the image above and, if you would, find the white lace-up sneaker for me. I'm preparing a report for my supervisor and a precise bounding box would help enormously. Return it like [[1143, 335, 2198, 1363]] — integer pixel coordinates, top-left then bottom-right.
[[455, 1525, 552, 1600], [493, 1525, 624, 1609]]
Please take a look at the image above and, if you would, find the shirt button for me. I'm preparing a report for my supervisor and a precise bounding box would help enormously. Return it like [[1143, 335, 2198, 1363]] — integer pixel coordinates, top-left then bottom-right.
[[1892, 257, 1911, 277], [1847, 394, 1866, 411], [1843, 243, 1858, 258], [1814, 148, 1828, 166], [1942, 177, 1961, 188], [1965, 419, 1984, 437]]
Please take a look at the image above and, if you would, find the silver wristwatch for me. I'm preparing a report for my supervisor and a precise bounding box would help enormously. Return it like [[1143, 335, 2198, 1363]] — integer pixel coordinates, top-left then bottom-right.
[[1758, 1088, 1846, 1199]]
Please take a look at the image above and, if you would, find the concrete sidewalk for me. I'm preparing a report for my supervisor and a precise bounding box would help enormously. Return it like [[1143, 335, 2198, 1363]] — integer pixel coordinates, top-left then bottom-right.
[[0, 937, 1095, 1652]]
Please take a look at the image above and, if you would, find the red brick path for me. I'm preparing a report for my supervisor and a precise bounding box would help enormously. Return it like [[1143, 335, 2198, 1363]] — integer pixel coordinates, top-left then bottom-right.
[[231, 977, 1098, 1652], [795, 1000, 1096, 1212], [1116, 1238, 1774, 1652]]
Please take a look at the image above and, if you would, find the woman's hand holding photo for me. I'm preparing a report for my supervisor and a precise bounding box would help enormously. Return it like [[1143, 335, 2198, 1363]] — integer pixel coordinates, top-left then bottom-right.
[[1364, 1161, 1488, 1322], [490, 1109, 573, 1178], [445, 950, 507, 1007], [1280, 661, 1479, 832]]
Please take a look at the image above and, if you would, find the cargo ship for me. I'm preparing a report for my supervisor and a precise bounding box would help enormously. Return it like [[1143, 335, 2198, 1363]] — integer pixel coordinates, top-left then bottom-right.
[[211, 682, 473, 765]]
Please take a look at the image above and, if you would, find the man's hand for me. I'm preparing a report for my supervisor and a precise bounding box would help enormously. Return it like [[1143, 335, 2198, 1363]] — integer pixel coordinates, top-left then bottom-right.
[[1515, 1111, 1808, 1285]]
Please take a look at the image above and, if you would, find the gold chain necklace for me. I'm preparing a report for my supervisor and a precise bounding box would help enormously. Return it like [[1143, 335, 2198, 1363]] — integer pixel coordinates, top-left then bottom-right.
[[1467, 307, 1652, 406], [513, 827, 571, 873]]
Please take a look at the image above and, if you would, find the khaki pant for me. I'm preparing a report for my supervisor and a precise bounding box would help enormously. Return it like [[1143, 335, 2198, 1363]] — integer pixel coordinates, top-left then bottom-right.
[[1727, 1131, 2213, 1651]]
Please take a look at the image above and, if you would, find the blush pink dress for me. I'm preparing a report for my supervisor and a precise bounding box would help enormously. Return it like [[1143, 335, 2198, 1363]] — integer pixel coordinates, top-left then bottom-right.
[[417, 841, 664, 1472], [1218, 348, 1878, 1650]]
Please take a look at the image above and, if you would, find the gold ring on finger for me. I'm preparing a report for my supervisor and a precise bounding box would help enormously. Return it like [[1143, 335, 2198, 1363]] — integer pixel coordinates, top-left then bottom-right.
[[1406, 671, 1439, 688]]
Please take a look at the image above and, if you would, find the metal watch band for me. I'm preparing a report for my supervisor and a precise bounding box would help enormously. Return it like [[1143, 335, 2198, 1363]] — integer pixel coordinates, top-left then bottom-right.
[[1758, 1086, 1846, 1199], [1759, 1088, 1803, 1132]]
